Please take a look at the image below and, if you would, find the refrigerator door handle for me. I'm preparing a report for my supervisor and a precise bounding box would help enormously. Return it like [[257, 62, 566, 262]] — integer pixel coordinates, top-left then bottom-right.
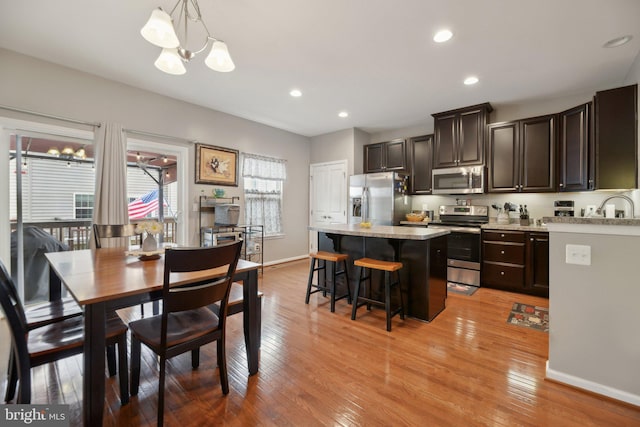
[[361, 186, 369, 222]]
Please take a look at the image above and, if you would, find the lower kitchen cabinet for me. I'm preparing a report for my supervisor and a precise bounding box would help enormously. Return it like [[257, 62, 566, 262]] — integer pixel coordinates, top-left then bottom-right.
[[481, 229, 548, 297], [527, 232, 549, 295]]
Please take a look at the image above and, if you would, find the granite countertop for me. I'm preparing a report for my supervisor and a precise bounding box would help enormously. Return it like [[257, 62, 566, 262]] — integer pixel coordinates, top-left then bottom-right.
[[400, 220, 548, 232], [542, 216, 640, 226], [481, 222, 548, 232], [542, 216, 640, 236], [308, 223, 450, 240]]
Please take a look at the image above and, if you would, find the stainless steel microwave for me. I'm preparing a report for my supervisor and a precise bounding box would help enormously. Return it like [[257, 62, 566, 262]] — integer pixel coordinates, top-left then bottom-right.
[[432, 166, 485, 194]]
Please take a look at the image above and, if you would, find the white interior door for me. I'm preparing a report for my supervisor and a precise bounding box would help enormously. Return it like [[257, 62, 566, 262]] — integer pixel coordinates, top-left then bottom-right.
[[309, 160, 347, 252]]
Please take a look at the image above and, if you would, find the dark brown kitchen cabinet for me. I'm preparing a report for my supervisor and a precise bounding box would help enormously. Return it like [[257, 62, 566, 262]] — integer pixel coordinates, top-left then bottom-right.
[[363, 138, 408, 173], [558, 102, 593, 191], [526, 232, 549, 295], [487, 114, 556, 193], [409, 134, 433, 194], [594, 84, 638, 189], [432, 103, 493, 169], [482, 229, 548, 297]]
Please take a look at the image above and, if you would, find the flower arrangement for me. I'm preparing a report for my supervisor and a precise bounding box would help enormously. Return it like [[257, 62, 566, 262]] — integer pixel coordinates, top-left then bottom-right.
[[135, 221, 164, 236]]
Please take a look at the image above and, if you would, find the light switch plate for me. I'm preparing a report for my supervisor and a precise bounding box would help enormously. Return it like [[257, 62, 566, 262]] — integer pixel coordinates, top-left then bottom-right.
[[566, 244, 591, 265]]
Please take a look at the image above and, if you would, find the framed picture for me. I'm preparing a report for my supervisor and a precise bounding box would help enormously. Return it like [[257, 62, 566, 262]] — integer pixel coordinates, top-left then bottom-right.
[[195, 143, 239, 186]]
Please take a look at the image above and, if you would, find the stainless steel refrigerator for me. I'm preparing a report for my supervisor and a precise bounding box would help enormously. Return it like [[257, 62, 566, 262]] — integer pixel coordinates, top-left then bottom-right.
[[348, 172, 410, 225]]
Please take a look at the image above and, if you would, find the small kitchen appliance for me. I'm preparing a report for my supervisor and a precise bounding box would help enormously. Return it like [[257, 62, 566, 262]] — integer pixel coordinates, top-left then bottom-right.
[[554, 200, 574, 217]]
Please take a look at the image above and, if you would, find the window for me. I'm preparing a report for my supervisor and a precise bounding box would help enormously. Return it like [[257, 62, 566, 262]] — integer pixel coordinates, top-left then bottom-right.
[[74, 193, 94, 219], [243, 153, 286, 236]]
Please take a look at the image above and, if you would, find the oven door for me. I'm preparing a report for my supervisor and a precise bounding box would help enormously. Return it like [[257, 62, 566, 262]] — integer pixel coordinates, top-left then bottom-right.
[[432, 226, 481, 286]]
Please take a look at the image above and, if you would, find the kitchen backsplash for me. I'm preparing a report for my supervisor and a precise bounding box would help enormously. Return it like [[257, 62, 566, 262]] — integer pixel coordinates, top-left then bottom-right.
[[411, 189, 640, 222]]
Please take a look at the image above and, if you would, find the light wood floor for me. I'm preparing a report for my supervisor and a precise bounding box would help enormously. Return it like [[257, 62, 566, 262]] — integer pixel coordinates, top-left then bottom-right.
[[2, 258, 640, 426]]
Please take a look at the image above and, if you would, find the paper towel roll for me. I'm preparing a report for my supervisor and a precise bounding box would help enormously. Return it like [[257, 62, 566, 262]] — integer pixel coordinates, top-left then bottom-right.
[[605, 204, 615, 218]]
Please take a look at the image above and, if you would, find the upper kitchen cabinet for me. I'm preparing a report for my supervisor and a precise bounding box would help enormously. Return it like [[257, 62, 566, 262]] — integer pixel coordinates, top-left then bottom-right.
[[364, 138, 408, 173], [432, 103, 493, 169], [487, 114, 556, 193], [409, 134, 433, 194], [558, 102, 593, 191], [594, 84, 638, 190]]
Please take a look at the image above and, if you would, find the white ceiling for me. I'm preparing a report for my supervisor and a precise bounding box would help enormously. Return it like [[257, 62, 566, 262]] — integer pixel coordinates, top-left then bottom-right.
[[1, 0, 639, 137]]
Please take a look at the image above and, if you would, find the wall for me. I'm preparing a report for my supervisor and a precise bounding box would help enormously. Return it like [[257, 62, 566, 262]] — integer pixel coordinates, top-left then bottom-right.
[[412, 190, 640, 222], [369, 122, 434, 145], [546, 225, 640, 405], [310, 128, 355, 175], [0, 48, 311, 264], [353, 128, 370, 175]]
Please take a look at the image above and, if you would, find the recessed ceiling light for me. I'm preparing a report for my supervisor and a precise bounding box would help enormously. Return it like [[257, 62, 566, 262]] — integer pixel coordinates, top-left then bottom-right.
[[602, 35, 632, 48], [464, 76, 479, 85], [338, 111, 349, 118], [433, 29, 453, 43], [290, 89, 302, 97]]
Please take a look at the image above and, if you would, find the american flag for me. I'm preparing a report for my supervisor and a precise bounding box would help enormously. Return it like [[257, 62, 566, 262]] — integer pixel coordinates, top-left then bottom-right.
[[128, 189, 164, 219]]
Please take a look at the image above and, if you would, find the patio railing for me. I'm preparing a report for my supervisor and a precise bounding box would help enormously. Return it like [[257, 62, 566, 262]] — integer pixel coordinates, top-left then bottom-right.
[[10, 218, 177, 250]]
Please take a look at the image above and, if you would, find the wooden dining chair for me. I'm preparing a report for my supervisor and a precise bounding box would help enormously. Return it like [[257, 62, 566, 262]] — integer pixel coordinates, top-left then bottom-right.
[[0, 261, 130, 406], [93, 223, 154, 321], [129, 240, 243, 427], [93, 224, 138, 249], [3, 272, 84, 402]]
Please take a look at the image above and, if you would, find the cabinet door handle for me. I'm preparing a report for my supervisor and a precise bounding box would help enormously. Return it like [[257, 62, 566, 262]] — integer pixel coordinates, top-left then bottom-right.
[[500, 250, 505, 254], [500, 233, 505, 238], [559, 183, 564, 187], [500, 271, 505, 275], [530, 238, 534, 241]]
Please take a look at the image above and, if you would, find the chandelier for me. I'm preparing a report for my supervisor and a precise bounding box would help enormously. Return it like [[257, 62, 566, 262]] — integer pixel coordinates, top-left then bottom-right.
[[141, 0, 235, 75]]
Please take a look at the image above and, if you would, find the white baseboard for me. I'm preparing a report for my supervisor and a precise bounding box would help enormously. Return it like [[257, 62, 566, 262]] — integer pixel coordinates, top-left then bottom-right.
[[546, 361, 640, 406], [263, 254, 308, 267]]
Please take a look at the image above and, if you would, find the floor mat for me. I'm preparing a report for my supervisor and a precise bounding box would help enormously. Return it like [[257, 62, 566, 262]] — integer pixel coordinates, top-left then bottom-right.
[[507, 302, 549, 332], [447, 282, 479, 296]]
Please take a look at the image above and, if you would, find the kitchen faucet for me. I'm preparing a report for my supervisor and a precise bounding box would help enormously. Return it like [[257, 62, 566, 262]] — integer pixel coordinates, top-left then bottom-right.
[[596, 194, 635, 218]]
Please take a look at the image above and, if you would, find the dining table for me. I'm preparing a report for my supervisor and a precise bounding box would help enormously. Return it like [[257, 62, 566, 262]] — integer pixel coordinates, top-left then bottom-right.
[[44, 247, 262, 427]]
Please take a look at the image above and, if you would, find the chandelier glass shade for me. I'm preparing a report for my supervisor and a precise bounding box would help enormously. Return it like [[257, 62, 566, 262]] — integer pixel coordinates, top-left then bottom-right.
[[141, 1, 235, 74]]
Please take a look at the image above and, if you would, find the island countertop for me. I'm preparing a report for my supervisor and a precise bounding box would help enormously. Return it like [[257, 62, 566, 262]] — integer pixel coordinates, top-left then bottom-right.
[[308, 223, 450, 240]]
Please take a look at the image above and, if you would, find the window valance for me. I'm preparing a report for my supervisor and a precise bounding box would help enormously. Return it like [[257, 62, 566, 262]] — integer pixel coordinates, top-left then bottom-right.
[[242, 153, 287, 180]]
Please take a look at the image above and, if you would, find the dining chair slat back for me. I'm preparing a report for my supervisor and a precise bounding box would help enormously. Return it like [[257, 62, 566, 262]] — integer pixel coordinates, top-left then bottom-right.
[[129, 240, 244, 427], [93, 224, 138, 248]]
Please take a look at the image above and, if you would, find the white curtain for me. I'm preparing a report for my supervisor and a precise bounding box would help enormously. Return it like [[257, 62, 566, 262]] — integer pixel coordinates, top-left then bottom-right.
[[243, 154, 286, 235], [92, 123, 128, 247]]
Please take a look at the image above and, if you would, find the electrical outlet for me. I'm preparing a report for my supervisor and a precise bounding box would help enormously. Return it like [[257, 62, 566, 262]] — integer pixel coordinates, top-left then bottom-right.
[[565, 244, 591, 265]]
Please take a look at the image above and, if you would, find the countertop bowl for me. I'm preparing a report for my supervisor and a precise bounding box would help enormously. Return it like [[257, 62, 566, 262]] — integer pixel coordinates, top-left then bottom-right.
[[406, 213, 425, 222]]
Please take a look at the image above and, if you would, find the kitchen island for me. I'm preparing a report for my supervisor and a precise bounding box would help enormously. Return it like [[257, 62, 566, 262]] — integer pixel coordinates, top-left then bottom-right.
[[308, 224, 449, 322]]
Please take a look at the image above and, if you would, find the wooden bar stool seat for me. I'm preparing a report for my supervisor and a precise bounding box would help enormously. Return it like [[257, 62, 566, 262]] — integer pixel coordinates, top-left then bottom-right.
[[351, 257, 405, 331], [305, 251, 351, 312]]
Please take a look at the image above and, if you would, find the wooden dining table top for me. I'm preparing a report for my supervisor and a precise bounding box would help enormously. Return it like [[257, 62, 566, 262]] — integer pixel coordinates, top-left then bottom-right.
[[45, 247, 261, 306]]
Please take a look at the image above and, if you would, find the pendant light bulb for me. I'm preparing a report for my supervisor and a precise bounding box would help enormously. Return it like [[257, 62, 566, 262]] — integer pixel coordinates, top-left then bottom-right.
[[154, 48, 187, 75], [205, 41, 235, 72], [141, 8, 180, 48]]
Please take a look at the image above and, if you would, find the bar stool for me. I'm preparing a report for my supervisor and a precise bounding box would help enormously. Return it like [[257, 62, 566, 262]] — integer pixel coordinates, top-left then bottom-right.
[[305, 251, 351, 312], [351, 257, 405, 331]]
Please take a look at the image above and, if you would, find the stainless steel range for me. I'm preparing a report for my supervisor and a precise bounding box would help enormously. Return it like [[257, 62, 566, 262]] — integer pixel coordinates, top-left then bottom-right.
[[430, 205, 489, 288]]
